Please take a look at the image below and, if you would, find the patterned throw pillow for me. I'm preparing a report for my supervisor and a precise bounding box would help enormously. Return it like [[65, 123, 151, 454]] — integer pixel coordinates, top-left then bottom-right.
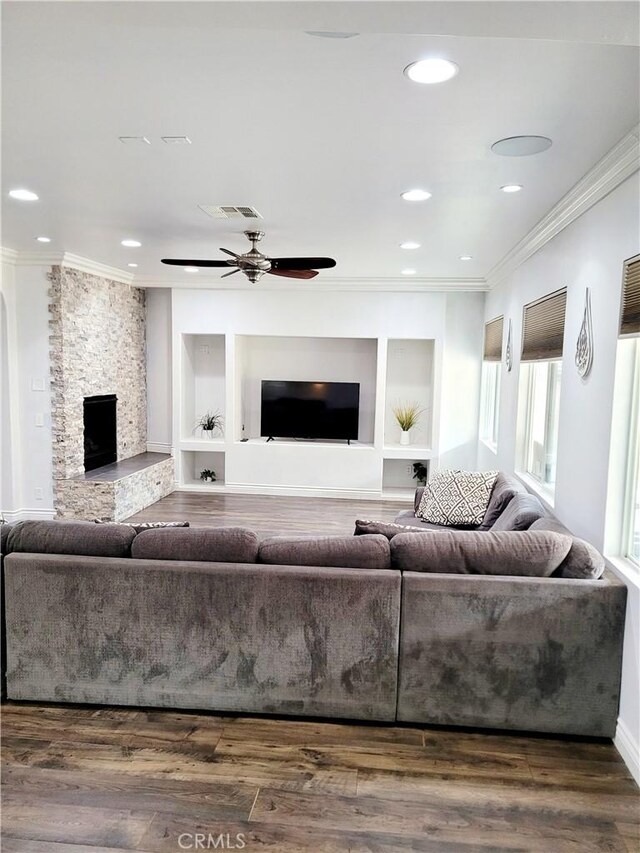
[[417, 470, 499, 527], [95, 519, 189, 534]]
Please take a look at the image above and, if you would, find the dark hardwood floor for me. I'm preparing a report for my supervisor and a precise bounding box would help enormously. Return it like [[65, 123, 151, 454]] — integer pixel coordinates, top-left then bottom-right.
[[125, 491, 410, 536], [2, 494, 638, 851], [2, 703, 638, 852]]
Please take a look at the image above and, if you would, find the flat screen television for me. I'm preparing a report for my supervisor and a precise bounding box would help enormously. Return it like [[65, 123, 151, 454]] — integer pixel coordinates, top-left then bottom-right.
[[261, 380, 360, 441]]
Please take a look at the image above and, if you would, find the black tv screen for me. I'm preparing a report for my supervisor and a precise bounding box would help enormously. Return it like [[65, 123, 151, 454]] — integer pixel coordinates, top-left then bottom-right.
[[261, 380, 360, 440]]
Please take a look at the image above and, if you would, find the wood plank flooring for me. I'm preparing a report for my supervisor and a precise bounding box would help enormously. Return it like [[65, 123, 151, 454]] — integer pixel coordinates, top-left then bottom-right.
[[4, 494, 638, 850], [125, 491, 409, 536], [2, 703, 638, 852]]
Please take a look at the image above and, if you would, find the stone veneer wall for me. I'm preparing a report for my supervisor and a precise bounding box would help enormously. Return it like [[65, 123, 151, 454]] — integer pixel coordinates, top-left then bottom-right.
[[49, 266, 148, 514]]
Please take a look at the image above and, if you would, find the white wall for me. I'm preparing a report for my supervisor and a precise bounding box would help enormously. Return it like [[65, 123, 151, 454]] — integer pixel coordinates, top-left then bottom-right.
[[146, 287, 172, 450], [478, 173, 640, 782], [1, 261, 54, 519]]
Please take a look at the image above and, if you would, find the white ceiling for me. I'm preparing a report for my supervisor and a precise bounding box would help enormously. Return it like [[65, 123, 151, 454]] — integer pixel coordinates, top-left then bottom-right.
[[2, 1, 639, 283]]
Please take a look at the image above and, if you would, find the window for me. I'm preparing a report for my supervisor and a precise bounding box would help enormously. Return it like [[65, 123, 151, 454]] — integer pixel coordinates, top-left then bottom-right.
[[480, 361, 501, 448], [480, 316, 503, 449], [518, 289, 567, 494], [521, 361, 562, 488], [622, 340, 640, 566]]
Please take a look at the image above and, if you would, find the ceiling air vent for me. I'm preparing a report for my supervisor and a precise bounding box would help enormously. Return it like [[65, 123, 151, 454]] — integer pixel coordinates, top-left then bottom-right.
[[198, 205, 262, 219]]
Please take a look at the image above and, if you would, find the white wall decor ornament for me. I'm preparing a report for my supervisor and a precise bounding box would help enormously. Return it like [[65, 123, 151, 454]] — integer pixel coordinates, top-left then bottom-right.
[[505, 319, 513, 372], [575, 287, 594, 379]]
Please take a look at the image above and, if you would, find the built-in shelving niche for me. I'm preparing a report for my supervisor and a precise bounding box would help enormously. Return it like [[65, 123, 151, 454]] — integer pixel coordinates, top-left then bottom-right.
[[382, 458, 431, 500], [181, 450, 226, 490], [180, 334, 226, 443], [384, 339, 434, 450]]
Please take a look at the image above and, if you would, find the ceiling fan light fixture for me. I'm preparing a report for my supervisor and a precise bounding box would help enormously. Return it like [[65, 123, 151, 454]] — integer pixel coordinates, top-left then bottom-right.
[[404, 58, 458, 84], [401, 189, 431, 202]]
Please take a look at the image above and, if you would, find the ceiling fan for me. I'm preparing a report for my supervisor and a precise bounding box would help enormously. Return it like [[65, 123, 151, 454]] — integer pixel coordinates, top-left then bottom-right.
[[162, 230, 336, 283]]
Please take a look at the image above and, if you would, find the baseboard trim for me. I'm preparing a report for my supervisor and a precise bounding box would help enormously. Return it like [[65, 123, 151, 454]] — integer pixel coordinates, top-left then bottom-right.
[[147, 442, 173, 454], [1, 508, 56, 522], [178, 483, 384, 500], [615, 718, 640, 786]]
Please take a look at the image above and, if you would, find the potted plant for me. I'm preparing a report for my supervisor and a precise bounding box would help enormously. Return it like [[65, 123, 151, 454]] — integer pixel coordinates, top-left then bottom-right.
[[392, 402, 423, 446], [199, 468, 216, 483], [412, 461, 428, 486], [196, 411, 224, 439]]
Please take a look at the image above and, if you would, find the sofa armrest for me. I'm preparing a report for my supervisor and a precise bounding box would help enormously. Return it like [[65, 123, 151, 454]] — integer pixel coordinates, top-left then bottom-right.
[[397, 569, 626, 737]]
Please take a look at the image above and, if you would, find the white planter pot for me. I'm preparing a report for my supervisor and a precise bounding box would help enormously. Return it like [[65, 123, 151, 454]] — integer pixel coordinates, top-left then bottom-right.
[[400, 430, 410, 446], [202, 429, 214, 439]]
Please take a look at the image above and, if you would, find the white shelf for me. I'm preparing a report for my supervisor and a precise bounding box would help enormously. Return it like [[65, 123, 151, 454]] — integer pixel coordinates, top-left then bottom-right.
[[235, 438, 375, 450], [180, 438, 225, 451], [179, 480, 226, 492], [382, 445, 434, 459]]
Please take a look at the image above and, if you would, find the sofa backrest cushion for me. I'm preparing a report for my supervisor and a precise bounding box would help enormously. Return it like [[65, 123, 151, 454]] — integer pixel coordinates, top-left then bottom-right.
[[529, 517, 605, 580], [390, 529, 572, 576], [489, 492, 545, 532], [5, 519, 135, 558], [131, 526, 259, 563], [259, 534, 391, 569], [478, 472, 525, 530]]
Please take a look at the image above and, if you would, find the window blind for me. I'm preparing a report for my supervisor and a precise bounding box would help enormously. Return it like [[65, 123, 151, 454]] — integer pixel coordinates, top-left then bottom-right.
[[483, 316, 504, 361], [521, 288, 567, 361], [620, 254, 640, 338]]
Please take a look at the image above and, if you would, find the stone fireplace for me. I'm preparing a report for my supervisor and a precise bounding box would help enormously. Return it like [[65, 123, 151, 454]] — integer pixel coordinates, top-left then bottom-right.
[[49, 265, 174, 520]]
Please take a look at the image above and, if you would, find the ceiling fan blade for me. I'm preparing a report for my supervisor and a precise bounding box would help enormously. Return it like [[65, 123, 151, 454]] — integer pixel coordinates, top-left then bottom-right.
[[267, 269, 319, 280], [270, 257, 336, 271], [221, 268, 241, 279], [219, 247, 241, 258], [161, 258, 233, 267]]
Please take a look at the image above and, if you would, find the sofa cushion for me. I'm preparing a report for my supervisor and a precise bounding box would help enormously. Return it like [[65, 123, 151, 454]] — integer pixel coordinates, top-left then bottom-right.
[[5, 519, 135, 558], [489, 492, 545, 531], [131, 527, 259, 563], [390, 530, 572, 576], [259, 534, 390, 569], [479, 473, 525, 530], [354, 519, 431, 539], [394, 509, 479, 532], [529, 517, 605, 579], [417, 470, 499, 526]]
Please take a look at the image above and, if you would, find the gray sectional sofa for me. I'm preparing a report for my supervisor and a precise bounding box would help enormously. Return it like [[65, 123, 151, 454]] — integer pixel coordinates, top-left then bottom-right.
[[0, 478, 628, 737]]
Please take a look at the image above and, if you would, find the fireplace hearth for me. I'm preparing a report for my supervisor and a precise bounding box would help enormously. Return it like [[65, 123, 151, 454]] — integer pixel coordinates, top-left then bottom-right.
[[84, 394, 117, 472]]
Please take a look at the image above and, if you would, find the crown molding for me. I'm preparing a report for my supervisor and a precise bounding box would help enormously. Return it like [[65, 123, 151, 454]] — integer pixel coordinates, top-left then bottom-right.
[[486, 124, 640, 290], [0, 248, 134, 284], [132, 275, 488, 293]]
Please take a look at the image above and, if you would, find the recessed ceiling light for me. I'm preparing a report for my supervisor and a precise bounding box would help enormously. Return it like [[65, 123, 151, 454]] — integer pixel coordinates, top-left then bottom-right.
[[401, 189, 431, 202], [402, 269, 417, 276], [35, 236, 51, 243], [119, 136, 151, 145], [306, 31, 359, 39], [184, 266, 199, 272], [127, 263, 138, 268], [404, 58, 458, 85], [9, 188, 39, 201], [400, 241, 421, 250], [121, 239, 142, 247], [492, 136, 552, 156], [460, 255, 473, 261], [500, 184, 523, 193]]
